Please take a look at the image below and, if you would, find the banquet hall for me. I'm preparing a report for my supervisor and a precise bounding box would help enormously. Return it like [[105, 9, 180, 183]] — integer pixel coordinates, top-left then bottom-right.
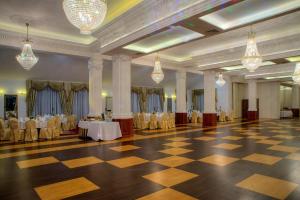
[[1, 0, 300, 199]]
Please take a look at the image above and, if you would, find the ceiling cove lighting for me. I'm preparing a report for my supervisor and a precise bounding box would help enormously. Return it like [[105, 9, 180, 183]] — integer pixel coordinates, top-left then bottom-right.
[[216, 73, 226, 87], [151, 54, 164, 84], [63, 0, 107, 35], [265, 75, 292, 80], [221, 61, 274, 71], [292, 63, 300, 84], [123, 26, 204, 53], [199, 0, 300, 30], [241, 29, 262, 72], [16, 23, 39, 71], [286, 56, 300, 62]]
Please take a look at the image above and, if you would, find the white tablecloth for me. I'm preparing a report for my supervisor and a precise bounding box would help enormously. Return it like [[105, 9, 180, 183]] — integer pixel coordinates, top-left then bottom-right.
[[280, 110, 293, 118], [78, 121, 122, 141], [19, 120, 47, 129]]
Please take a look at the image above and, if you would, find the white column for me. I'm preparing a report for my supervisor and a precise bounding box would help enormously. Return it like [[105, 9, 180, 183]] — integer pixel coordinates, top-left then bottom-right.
[[88, 55, 103, 117], [112, 55, 132, 119], [217, 75, 232, 113], [292, 85, 300, 109], [176, 71, 187, 113], [204, 70, 216, 113], [248, 79, 257, 111]]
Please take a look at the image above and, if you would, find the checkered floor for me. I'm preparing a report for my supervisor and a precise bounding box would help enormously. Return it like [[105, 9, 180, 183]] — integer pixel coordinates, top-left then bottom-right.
[[1, 119, 300, 199]]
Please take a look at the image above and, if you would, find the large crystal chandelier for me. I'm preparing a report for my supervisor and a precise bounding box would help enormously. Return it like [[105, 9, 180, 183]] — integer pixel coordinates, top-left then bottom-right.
[[241, 29, 262, 72], [16, 23, 39, 71], [63, 0, 107, 34], [292, 63, 300, 84], [151, 54, 164, 84], [216, 73, 226, 87]]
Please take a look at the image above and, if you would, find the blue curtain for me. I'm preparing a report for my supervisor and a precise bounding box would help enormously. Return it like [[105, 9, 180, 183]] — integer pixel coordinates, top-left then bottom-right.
[[147, 93, 162, 113], [72, 90, 89, 120], [131, 92, 140, 113], [32, 87, 62, 116]]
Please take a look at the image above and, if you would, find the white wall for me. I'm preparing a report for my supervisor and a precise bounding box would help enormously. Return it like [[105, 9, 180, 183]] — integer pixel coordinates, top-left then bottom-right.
[[0, 80, 27, 119], [258, 82, 280, 119], [280, 85, 292, 109], [232, 82, 248, 118]]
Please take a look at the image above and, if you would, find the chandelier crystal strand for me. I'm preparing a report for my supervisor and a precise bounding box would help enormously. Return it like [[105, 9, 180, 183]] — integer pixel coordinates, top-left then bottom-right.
[[293, 63, 300, 84], [16, 23, 39, 70], [216, 73, 226, 87], [151, 54, 164, 84], [63, 0, 107, 34], [241, 29, 262, 72]]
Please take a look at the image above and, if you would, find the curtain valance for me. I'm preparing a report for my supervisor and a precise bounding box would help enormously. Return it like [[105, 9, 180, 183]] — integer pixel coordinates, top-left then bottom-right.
[[26, 80, 88, 116], [131, 86, 165, 112]]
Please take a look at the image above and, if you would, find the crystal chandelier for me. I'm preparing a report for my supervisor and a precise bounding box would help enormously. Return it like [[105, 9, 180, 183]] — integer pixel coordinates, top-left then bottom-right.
[[293, 63, 300, 84], [216, 73, 226, 87], [241, 29, 262, 72], [63, 0, 107, 34], [16, 23, 39, 71], [151, 54, 164, 84]]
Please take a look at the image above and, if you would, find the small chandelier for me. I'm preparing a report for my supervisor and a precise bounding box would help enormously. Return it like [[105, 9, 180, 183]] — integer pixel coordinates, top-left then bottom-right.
[[241, 28, 262, 72], [151, 54, 164, 84], [293, 63, 300, 84], [63, 0, 107, 35], [16, 23, 39, 71], [216, 73, 226, 87]]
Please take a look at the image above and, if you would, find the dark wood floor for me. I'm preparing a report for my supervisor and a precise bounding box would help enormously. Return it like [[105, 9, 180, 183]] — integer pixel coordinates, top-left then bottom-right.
[[1, 119, 300, 200]]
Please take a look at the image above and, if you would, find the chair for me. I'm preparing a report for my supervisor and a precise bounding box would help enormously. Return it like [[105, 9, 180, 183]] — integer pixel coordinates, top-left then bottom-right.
[[219, 111, 226, 122], [159, 113, 169, 130], [40, 118, 56, 140], [227, 111, 235, 122], [149, 113, 158, 130], [0, 118, 10, 141], [69, 115, 77, 130], [170, 113, 176, 128], [24, 120, 38, 142], [9, 118, 24, 143], [138, 113, 148, 129], [54, 116, 63, 137], [133, 113, 139, 129], [191, 111, 198, 123]]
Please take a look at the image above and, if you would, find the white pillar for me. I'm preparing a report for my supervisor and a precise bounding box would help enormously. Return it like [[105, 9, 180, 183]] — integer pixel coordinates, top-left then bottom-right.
[[204, 70, 216, 113], [176, 71, 187, 113], [112, 55, 132, 119], [292, 85, 300, 109], [217, 75, 232, 113], [88, 55, 103, 117], [248, 79, 257, 111]]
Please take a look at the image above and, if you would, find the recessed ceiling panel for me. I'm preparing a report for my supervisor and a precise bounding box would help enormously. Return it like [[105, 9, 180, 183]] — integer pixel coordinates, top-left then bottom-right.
[[286, 56, 300, 62], [221, 61, 274, 71], [200, 0, 300, 30], [123, 26, 204, 53]]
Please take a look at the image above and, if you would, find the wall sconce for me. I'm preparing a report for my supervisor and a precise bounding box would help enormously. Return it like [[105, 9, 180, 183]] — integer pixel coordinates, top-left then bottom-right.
[[165, 94, 168, 98], [0, 89, 5, 95], [171, 94, 176, 99], [17, 90, 27, 95], [101, 91, 108, 97]]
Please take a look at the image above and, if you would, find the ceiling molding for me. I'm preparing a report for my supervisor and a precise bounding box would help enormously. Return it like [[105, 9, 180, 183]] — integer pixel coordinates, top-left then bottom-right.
[[94, 0, 236, 53], [0, 29, 94, 57]]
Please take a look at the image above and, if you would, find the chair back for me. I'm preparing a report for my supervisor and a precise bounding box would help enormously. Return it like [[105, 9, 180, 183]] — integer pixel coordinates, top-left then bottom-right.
[[47, 118, 56, 128], [0, 119, 5, 130], [26, 120, 36, 130], [9, 118, 19, 130]]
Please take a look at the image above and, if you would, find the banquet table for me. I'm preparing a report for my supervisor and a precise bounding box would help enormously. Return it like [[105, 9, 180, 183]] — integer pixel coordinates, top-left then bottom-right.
[[280, 110, 293, 118], [78, 120, 122, 141]]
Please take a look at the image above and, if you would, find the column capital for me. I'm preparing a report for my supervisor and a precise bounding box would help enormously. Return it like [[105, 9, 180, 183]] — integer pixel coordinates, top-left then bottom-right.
[[176, 70, 186, 80], [112, 54, 132, 62], [88, 54, 103, 70]]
